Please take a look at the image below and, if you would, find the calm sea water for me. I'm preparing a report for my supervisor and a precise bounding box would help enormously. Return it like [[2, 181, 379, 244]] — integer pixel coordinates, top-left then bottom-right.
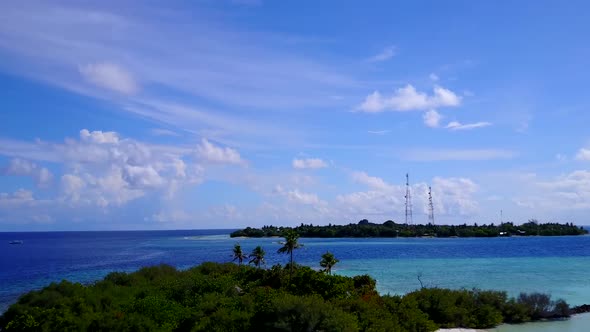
[[2, 230, 590, 331]]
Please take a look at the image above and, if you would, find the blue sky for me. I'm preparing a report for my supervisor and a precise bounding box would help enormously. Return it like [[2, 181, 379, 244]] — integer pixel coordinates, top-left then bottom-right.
[[1, 1, 590, 230]]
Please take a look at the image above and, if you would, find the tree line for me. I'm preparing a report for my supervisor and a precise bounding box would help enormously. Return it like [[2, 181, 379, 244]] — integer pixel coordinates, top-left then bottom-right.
[[231, 220, 587, 238]]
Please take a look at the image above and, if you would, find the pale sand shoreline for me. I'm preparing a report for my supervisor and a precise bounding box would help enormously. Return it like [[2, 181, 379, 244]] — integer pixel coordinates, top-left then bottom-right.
[[436, 313, 590, 332]]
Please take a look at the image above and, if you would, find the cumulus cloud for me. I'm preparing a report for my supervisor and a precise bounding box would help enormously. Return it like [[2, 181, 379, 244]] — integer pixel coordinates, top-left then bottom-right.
[[575, 148, 590, 161], [336, 172, 480, 220], [60, 174, 85, 203], [286, 189, 322, 205], [2, 158, 53, 187], [79, 129, 119, 144], [292, 158, 328, 169], [446, 121, 492, 131], [273, 185, 324, 206], [514, 170, 590, 211], [367, 46, 396, 62], [79, 62, 139, 95], [423, 109, 442, 128], [196, 139, 244, 165], [352, 171, 392, 191], [0, 129, 204, 209], [357, 85, 461, 113], [432, 177, 479, 216], [0, 189, 34, 203]]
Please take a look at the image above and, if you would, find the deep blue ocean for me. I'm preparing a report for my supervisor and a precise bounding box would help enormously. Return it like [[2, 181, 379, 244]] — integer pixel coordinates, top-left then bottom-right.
[[2, 229, 590, 325]]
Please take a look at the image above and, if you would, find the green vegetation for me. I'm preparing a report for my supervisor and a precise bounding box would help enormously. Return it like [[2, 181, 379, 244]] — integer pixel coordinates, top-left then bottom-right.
[[277, 229, 302, 279], [232, 243, 247, 266], [248, 246, 265, 268], [0, 262, 573, 332], [320, 251, 339, 275], [231, 220, 587, 238]]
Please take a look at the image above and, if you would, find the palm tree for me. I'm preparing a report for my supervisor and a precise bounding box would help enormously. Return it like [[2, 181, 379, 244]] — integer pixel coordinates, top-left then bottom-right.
[[248, 246, 266, 268], [320, 251, 339, 275], [277, 229, 302, 278], [232, 243, 248, 266]]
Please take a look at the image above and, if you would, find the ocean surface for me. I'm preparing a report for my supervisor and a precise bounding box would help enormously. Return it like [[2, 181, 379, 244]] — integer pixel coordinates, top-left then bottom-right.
[[2, 230, 590, 331]]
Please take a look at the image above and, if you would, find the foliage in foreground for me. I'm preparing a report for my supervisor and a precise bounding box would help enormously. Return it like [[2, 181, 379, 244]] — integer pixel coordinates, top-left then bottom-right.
[[0, 263, 571, 332], [231, 220, 587, 238]]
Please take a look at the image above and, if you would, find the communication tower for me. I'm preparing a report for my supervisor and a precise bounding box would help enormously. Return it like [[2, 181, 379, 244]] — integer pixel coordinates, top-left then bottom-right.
[[428, 186, 435, 224], [405, 173, 413, 224]]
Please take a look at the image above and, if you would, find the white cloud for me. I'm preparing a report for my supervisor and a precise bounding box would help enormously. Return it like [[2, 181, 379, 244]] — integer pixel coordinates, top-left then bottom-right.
[[446, 121, 492, 131], [60, 174, 85, 203], [423, 109, 442, 128], [3, 158, 53, 187], [432, 177, 479, 216], [196, 139, 245, 165], [122, 165, 165, 189], [367, 46, 396, 62], [79, 62, 138, 95], [0, 189, 34, 202], [1, 129, 205, 209], [575, 148, 590, 161], [357, 85, 461, 113], [79, 129, 120, 144], [336, 171, 480, 220], [273, 185, 324, 206], [401, 148, 516, 161], [286, 189, 322, 205], [429, 73, 439, 81], [352, 171, 392, 191], [514, 170, 590, 211], [292, 158, 328, 169]]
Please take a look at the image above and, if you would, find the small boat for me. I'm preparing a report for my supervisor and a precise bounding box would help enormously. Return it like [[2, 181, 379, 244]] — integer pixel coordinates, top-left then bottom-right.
[[9, 240, 23, 245]]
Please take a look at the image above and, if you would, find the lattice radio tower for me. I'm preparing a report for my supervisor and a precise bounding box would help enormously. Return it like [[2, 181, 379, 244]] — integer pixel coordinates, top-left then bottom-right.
[[428, 186, 435, 225], [405, 173, 413, 224]]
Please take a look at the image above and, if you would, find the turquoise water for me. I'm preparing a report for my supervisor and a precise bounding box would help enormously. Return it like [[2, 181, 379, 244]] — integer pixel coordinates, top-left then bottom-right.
[[2, 231, 590, 331], [490, 313, 590, 331], [336, 256, 590, 306]]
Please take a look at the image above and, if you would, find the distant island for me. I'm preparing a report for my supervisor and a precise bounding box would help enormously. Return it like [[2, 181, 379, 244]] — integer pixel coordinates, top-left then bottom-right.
[[231, 220, 588, 238]]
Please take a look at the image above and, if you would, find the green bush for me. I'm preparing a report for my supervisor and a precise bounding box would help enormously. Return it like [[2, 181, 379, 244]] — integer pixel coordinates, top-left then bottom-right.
[[0, 262, 572, 332]]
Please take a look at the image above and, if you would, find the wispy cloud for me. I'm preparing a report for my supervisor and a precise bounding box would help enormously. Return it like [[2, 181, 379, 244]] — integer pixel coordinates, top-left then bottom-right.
[[79, 62, 138, 95], [151, 128, 180, 137], [0, 1, 356, 149], [367, 45, 396, 62], [446, 121, 492, 131], [292, 158, 328, 169]]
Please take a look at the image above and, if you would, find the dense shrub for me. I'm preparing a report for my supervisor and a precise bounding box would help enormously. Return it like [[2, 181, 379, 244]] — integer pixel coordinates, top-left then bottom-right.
[[0, 263, 572, 332]]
